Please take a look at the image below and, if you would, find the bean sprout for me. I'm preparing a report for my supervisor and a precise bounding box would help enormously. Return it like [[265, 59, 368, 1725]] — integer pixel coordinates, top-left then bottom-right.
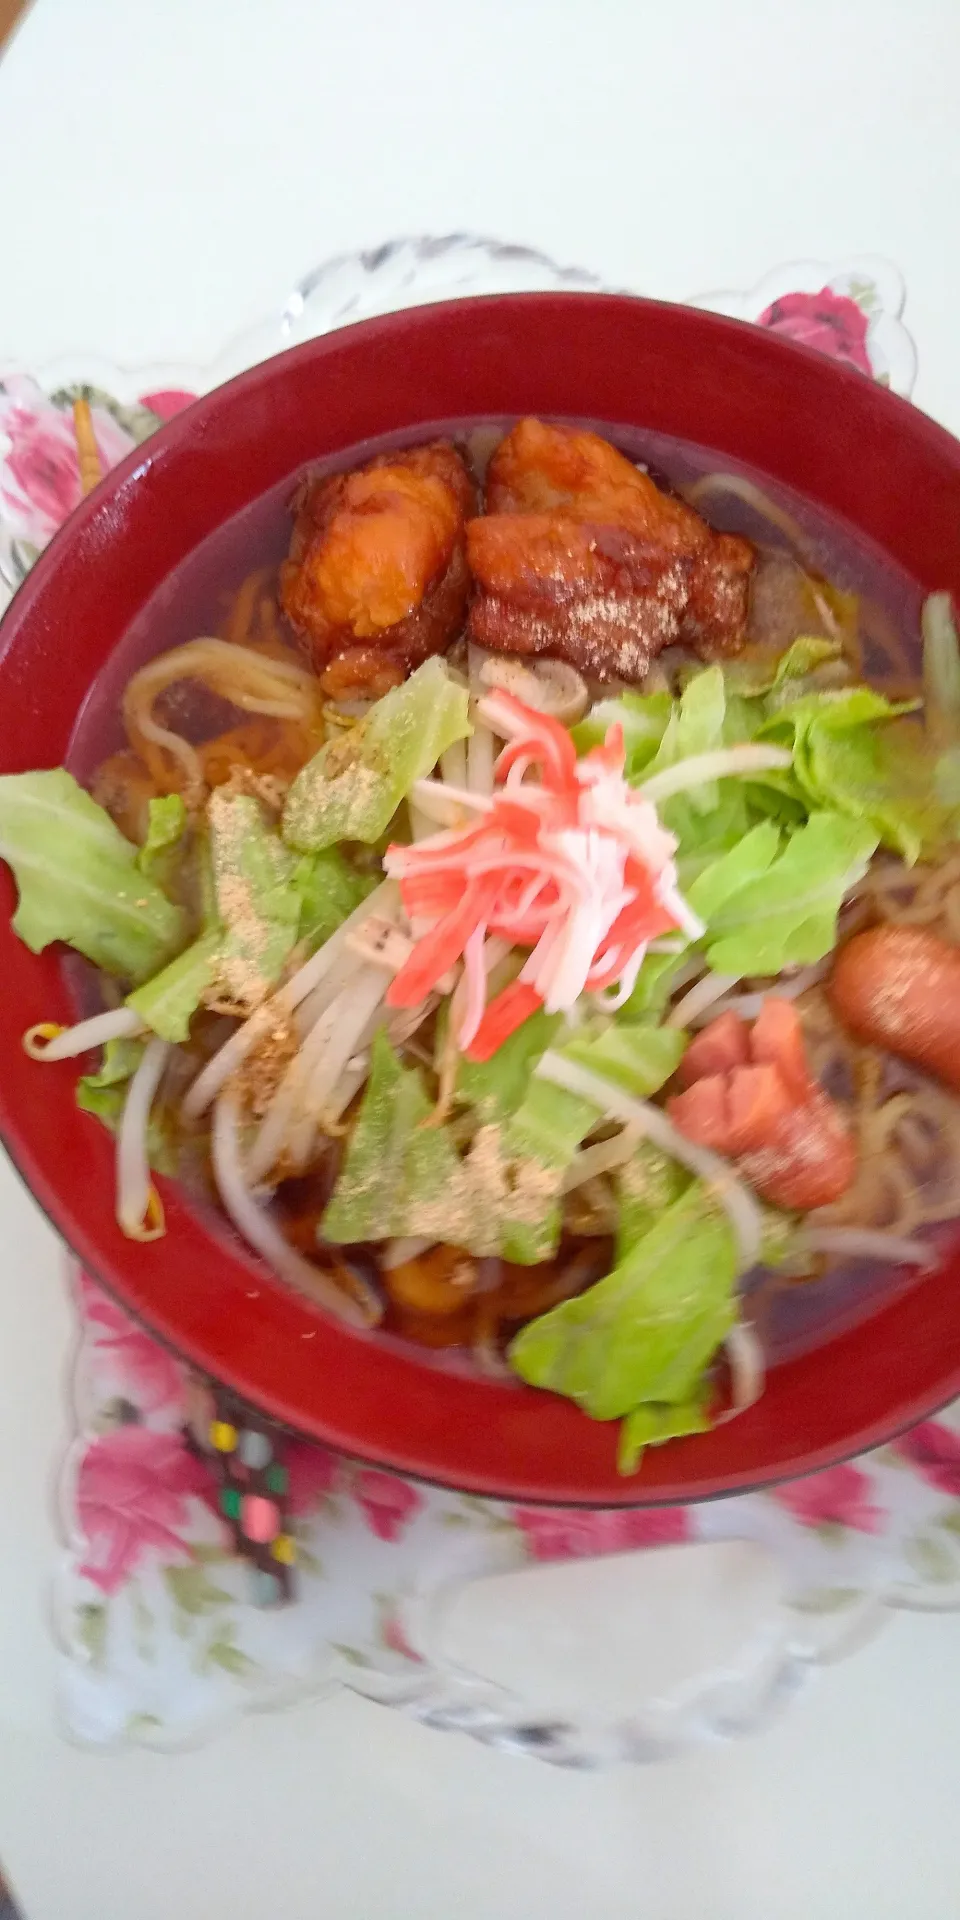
[[117, 1036, 169, 1240], [638, 745, 792, 805], [23, 1006, 145, 1061], [211, 1090, 380, 1327]]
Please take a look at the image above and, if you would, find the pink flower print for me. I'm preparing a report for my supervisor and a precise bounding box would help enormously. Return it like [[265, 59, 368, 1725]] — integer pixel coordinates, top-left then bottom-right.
[[0, 377, 134, 545], [76, 1427, 219, 1594], [772, 1462, 885, 1533], [512, 1504, 691, 1562], [138, 389, 198, 421], [380, 1606, 424, 1663], [756, 288, 873, 377], [893, 1420, 960, 1498], [353, 1469, 423, 1541], [285, 1440, 341, 1516], [78, 1275, 185, 1417]]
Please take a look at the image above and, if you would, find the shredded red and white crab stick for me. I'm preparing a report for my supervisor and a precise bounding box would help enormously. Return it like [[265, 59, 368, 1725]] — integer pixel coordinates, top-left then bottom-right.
[[384, 690, 704, 1061]]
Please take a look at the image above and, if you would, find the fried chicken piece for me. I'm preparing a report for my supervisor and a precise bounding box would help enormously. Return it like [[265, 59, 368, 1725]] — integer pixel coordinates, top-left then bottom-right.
[[280, 442, 476, 695], [467, 419, 755, 679]]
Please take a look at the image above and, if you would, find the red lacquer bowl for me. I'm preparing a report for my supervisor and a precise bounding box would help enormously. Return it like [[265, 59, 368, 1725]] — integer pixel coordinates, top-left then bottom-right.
[[2, 293, 960, 1505]]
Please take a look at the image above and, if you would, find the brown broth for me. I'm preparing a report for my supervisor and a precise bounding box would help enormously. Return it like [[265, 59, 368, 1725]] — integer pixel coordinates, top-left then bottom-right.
[[65, 415, 931, 1372]]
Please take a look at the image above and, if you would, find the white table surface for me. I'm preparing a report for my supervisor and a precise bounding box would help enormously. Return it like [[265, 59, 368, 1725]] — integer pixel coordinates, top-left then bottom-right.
[[1, 1, 960, 1914]]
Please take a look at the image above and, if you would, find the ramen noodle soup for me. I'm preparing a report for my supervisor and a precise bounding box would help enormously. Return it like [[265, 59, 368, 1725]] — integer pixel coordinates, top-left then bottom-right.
[[7, 414, 960, 1473]]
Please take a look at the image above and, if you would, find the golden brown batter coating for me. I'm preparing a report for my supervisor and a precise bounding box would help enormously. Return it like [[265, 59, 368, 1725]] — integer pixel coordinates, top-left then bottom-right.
[[280, 442, 476, 695], [467, 419, 755, 679]]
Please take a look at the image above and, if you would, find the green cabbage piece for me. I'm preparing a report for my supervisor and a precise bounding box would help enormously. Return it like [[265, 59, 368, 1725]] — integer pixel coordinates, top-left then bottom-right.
[[290, 847, 378, 952], [509, 1179, 737, 1426], [617, 1395, 712, 1473], [209, 790, 302, 1003], [614, 1141, 690, 1261], [690, 811, 879, 976], [0, 769, 187, 983], [645, 666, 726, 814], [618, 949, 686, 1021], [323, 1032, 597, 1263], [555, 1020, 687, 1099], [126, 928, 223, 1043], [572, 690, 673, 778], [136, 794, 188, 882], [722, 635, 843, 701], [322, 1031, 462, 1245], [453, 1007, 563, 1126], [283, 658, 471, 852], [757, 686, 938, 861]]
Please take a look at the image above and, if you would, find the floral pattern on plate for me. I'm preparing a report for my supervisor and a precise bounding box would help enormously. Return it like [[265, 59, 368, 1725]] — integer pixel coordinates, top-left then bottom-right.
[[0, 376, 197, 608], [695, 254, 917, 393], [56, 1266, 960, 1759]]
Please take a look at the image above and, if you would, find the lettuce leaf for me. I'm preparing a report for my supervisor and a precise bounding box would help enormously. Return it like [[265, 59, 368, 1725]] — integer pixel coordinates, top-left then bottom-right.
[[758, 686, 935, 860], [722, 635, 843, 699], [322, 1032, 462, 1245], [801, 714, 944, 864], [291, 847, 377, 953], [283, 658, 471, 852], [693, 811, 878, 975], [645, 666, 726, 814], [77, 1034, 145, 1100], [324, 1033, 596, 1263], [453, 1006, 563, 1126], [126, 928, 223, 1042], [0, 769, 187, 983], [500, 1076, 596, 1172], [493, 1078, 598, 1262], [572, 690, 673, 778], [614, 1141, 690, 1260], [130, 804, 379, 1042], [618, 949, 686, 1020], [556, 1020, 687, 1099], [509, 1179, 737, 1422], [136, 794, 188, 882], [209, 789, 302, 1008], [617, 1394, 712, 1472], [685, 820, 781, 922], [130, 790, 304, 1044]]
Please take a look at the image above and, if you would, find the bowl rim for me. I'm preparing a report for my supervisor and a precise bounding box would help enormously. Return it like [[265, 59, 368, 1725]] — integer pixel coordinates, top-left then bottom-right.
[[4, 287, 960, 1507]]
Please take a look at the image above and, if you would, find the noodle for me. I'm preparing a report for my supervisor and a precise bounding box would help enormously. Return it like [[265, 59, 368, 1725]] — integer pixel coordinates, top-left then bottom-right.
[[684, 472, 820, 571], [123, 638, 323, 805]]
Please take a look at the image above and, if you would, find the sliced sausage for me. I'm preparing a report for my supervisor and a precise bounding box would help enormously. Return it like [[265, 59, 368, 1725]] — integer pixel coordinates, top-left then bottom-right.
[[678, 1009, 750, 1086], [749, 997, 814, 1103], [725, 1064, 795, 1156], [739, 1092, 858, 1211], [666, 1074, 730, 1150], [829, 926, 960, 1094], [668, 995, 857, 1211]]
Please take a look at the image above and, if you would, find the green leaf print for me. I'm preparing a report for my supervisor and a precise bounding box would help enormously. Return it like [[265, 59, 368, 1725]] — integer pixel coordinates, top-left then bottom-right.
[[905, 1529, 960, 1585], [76, 1601, 107, 1667], [789, 1587, 864, 1615], [163, 1563, 232, 1616], [202, 1635, 257, 1677]]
